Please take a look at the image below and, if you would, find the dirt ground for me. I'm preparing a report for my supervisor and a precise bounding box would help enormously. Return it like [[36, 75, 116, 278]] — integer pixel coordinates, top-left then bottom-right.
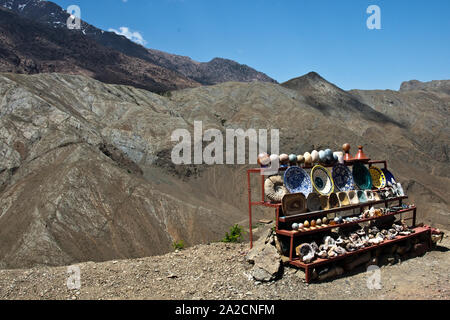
[[0, 231, 448, 300]]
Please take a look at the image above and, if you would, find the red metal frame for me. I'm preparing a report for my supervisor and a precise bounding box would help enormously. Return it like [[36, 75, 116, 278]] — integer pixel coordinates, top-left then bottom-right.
[[291, 226, 431, 283], [246, 159, 428, 283]]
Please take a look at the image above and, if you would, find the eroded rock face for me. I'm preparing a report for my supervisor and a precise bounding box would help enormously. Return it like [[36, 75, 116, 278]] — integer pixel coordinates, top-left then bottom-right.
[[0, 73, 243, 269], [400, 80, 450, 95]]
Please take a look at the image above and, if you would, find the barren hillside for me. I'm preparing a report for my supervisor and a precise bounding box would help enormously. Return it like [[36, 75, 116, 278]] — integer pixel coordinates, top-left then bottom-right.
[[0, 72, 448, 270]]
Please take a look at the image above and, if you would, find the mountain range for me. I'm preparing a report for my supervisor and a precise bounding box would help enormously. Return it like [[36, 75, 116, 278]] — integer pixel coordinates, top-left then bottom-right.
[[0, 0, 276, 92], [0, 0, 448, 270]]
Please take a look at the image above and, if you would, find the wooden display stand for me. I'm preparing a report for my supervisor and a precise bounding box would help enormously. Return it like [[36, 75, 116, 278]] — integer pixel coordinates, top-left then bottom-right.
[[247, 160, 432, 283]]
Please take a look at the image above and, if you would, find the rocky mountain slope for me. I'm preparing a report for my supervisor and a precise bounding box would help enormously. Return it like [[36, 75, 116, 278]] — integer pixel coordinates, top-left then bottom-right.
[[0, 0, 276, 86], [0, 73, 242, 269], [0, 71, 448, 269], [400, 79, 450, 95]]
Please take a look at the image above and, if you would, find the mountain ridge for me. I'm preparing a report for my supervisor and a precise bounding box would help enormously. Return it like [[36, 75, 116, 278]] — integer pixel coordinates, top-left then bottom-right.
[[0, 0, 277, 86]]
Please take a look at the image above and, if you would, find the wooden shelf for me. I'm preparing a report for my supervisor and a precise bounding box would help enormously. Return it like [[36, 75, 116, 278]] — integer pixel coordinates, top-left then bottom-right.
[[279, 196, 408, 223], [277, 206, 415, 237], [290, 226, 430, 269]]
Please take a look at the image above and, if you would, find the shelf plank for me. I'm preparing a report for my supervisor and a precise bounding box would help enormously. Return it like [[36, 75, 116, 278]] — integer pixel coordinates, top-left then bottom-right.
[[276, 207, 415, 237], [279, 196, 408, 223], [289, 226, 429, 269]]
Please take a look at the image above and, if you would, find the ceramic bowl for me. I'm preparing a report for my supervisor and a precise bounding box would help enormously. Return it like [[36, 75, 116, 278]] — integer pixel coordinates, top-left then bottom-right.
[[373, 191, 381, 201], [369, 166, 386, 189], [347, 190, 359, 205], [357, 190, 368, 203], [307, 193, 322, 212], [352, 162, 372, 190], [282, 193, 308, 216], [332, 164, 355, 192], [337, 192, 350, 206], [311, 165, 334, 196], [381, 168, 397, 186], [365, 190, 375, 201], [284, 166, 313, 197], [329, 193, 340, 209], [320, 195, 330, 210]]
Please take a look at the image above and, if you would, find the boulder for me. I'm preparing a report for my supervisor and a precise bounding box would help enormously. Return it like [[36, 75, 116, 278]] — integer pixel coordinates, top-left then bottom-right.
[[246, 226, 282, 282], [251, 244, 281, 282], [245, 227, 274, 264]]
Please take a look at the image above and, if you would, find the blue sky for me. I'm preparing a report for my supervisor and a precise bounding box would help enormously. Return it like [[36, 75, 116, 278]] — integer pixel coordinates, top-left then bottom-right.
[[53, 0, 449, 90]]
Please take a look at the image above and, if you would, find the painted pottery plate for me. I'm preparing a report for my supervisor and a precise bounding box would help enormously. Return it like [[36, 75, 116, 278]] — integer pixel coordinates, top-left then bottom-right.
[[352, 162, 372, 190], [381, 169, 397, 186], [332, 164, 354, 191], [311, 165, 334, 196], [284, 166, 313, 197], [369, 166, 386, 189]]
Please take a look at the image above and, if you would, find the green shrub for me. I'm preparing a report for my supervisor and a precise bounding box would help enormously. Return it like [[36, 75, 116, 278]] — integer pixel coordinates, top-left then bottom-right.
[[222, 224, 245, 243], [172, 240, 185, 251]]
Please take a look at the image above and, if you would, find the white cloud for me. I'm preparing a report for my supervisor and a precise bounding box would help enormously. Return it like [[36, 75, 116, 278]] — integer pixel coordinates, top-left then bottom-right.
[[108, 26, 147, 46]]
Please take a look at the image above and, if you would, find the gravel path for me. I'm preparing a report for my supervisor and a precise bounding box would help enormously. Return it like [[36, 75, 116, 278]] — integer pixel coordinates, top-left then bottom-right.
[[0, 234, 448, 300]]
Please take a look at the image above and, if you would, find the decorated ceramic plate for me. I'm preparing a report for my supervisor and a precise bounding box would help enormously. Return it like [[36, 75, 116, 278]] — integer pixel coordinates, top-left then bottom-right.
[[352, 162, 372, 190], [381, 168, 397, 186], [332, 164, 354, 192], [311, 165, 334, 196], [284, 166, 313, 197], [369, 166, 386, 189]]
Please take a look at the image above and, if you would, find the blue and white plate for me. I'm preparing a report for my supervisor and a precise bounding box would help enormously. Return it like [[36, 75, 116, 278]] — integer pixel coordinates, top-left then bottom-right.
[[381, 169, 397, 186], [284, 166, 313, 197], [332, 164, 355, 191]]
